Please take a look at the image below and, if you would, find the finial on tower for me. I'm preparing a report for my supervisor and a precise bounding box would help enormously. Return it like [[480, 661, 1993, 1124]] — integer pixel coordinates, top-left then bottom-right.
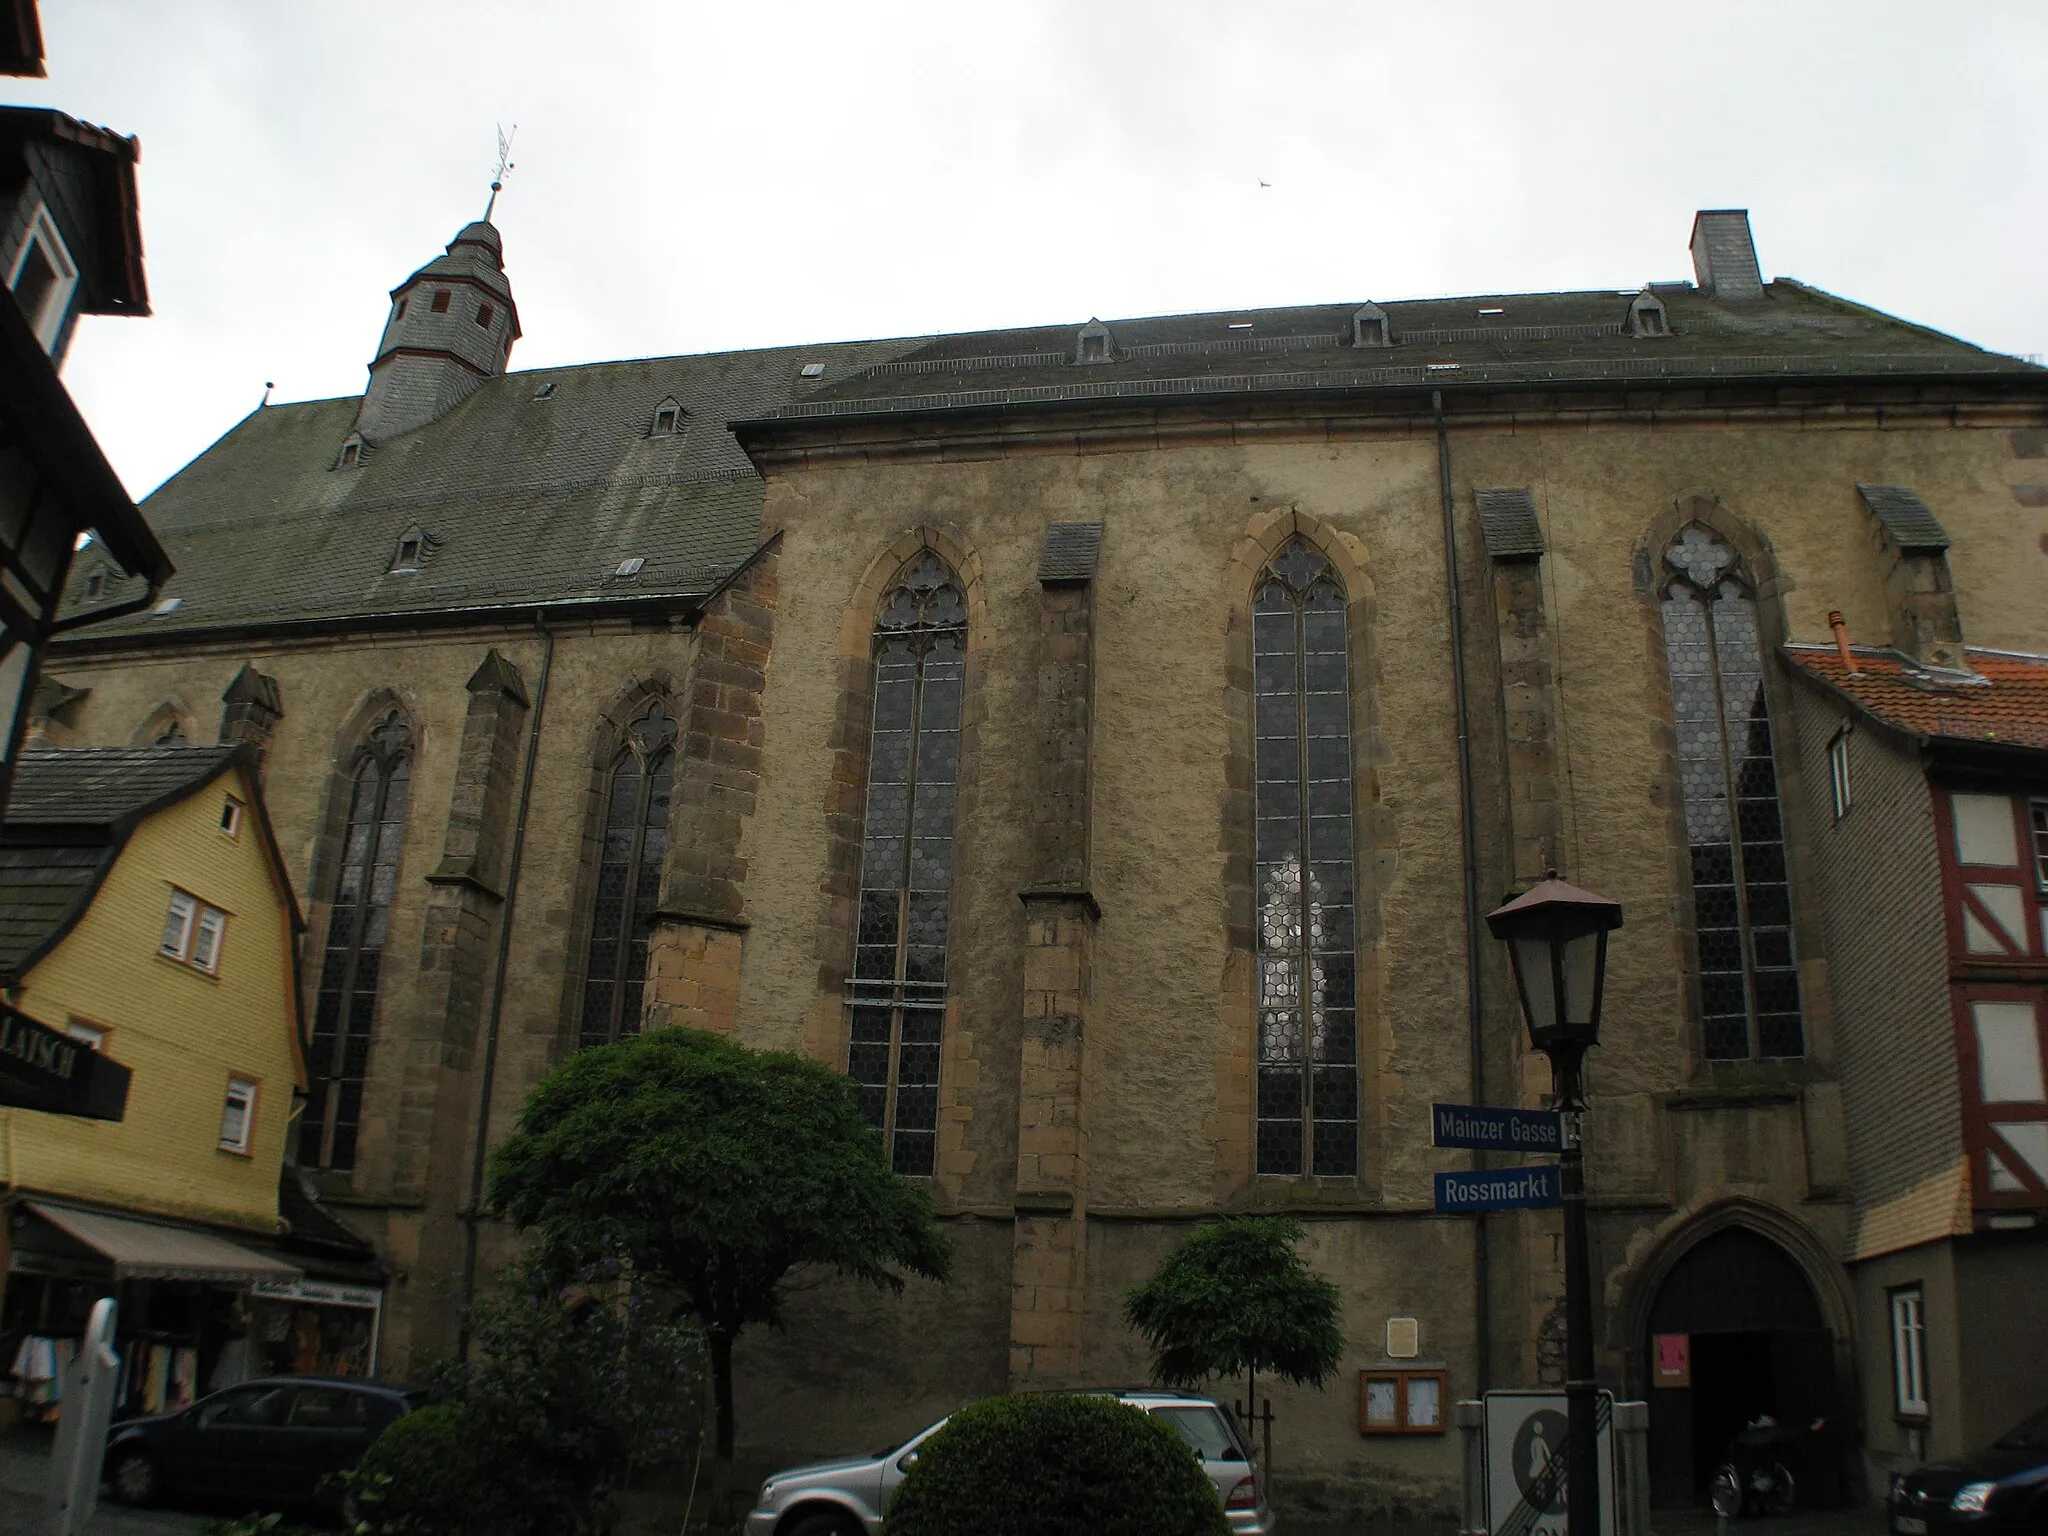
[[483, 123, 517, 221]]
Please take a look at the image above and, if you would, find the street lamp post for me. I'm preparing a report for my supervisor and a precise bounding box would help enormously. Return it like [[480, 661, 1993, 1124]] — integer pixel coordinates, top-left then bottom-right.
[[1486, 872, 1623, 1536]]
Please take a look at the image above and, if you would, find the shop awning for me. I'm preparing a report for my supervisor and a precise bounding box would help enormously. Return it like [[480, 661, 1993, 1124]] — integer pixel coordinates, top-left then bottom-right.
[[23, 1202, 302, 1284]]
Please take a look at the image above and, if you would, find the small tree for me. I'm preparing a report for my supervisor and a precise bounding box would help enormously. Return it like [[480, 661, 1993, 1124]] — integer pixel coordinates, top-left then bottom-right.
[[487, 1027, 952, 1508], [1122, 1216, 1344, 1445]]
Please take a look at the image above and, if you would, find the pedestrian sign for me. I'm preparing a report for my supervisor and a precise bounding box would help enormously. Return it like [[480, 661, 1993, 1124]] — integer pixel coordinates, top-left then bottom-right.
[[1434, 1165, 1561, 1214], [1484, 1389, 1616, 1536]]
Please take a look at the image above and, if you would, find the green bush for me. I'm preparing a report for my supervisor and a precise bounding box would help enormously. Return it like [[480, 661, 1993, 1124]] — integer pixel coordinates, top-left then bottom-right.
[[886, 1394, 1230, 1536], [345, 1403, 480, 1534]]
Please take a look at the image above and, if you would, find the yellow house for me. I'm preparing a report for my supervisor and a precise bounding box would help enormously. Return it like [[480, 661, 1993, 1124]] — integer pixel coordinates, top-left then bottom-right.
[[0, 745, 319, 1418]]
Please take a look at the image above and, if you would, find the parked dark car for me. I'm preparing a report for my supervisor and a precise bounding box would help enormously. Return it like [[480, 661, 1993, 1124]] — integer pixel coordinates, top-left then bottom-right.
[[1891, 1405, 2048, 1534], [103, 1376, 424, 1511]]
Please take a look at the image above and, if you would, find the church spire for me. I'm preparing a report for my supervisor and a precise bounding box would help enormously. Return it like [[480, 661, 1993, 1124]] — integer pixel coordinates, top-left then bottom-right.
[[353, 214, 520, 444]]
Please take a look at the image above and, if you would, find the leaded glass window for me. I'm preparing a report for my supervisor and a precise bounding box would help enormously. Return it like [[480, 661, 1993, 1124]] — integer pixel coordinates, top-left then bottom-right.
[[301, 712, 412, 1170], [1661, 524, 1804, 1060], [578, 702, 677, 1050], [847, 552, 965, 1177], [1252, 538, 1359, 1176]]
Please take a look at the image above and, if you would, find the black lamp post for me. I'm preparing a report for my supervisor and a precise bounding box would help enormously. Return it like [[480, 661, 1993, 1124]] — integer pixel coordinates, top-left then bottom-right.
[[1486, 872, 1623, 1536]]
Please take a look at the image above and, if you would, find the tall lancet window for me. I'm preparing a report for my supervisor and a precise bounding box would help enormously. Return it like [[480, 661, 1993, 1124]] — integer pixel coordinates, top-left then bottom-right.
[[301, 712, 412, 1171], [578, 702, 677, 1051], [1253, 538, 1359, 1175], [848, 552, 966, 1177], [1661, 524, 1804, 1059]]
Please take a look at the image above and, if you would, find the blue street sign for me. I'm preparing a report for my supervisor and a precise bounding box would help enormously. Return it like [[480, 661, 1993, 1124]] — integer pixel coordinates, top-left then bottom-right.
[[1432, 1102, 1563, 1153], [1435, 1165, 1562, 1214]]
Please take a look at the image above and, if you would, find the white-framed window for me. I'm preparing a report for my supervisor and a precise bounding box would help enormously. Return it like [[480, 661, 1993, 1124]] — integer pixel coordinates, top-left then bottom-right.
[[65, 1020, 107, 1053], [8, 201, 79, 354], [220, 1076, 257, 1154], [220, 797, 245, 840], [2031, 799, 2047, 892], [1828, 727, 1853, 821], [1890, 1286, 1928, 1419], [161, 889, 228, 974]]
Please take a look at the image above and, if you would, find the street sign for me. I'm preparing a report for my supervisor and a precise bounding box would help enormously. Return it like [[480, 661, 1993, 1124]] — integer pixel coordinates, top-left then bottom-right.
[[1433, 1102, 1563, 1153], [0, 1004, 129, 1121], [1435, 1165, 1562, 1214], [1484, 1389, 1616, 1536]]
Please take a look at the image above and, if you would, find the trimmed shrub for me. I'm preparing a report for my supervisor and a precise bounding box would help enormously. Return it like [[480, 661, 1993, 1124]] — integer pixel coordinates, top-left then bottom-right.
[[886, 1393, 1230, 1536], [347, 1403, 481, 1533]]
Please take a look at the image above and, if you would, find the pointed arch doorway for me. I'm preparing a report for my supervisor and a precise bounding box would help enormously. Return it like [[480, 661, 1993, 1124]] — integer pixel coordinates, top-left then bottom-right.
[[1643, 1226, 1844, 1509]]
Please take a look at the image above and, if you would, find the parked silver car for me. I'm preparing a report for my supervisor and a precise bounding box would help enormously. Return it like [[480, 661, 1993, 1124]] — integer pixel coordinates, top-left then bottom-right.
[[744, 1389, 1274, 1535]]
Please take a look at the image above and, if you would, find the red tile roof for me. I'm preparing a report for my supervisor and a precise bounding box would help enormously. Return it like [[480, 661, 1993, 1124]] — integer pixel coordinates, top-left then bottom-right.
[[1783, 645, 2048, 752]]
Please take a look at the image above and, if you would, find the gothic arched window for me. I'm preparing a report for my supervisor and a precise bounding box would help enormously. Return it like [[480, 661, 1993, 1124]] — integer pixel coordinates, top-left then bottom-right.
[[1252, 537, 1358, 1176], [1661, 524, 1804, 1059], [300, 712, 412, 1170], [848, 552, 966, 1177], [577, 701, 677, 1050]]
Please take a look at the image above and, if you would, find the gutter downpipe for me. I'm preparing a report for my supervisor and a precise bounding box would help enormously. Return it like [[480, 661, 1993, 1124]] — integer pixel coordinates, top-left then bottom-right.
[[1434, 388, 1490, 1394], [457, 613, 555, 1357]]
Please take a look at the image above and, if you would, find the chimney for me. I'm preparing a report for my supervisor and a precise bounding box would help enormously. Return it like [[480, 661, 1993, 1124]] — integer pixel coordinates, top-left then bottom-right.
[[1690, 209, 1764, 302]]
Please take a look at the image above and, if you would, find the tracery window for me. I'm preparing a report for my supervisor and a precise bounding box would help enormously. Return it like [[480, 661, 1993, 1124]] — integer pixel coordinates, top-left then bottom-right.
[[301, 712, 412, 1170], [847, 552, 965, 1177], [1252, 538, 1359, 1175], [577, 701, 677, 1050], [1661, 524, 1804, 1059]]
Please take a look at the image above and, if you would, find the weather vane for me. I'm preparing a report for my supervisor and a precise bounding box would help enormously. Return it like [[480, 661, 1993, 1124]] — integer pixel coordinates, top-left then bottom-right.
[[483, 124, 517, 221]]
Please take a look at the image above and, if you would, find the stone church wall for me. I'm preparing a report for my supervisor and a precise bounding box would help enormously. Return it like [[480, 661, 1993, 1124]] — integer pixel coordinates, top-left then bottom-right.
[[34, 399, 2048, 1508]]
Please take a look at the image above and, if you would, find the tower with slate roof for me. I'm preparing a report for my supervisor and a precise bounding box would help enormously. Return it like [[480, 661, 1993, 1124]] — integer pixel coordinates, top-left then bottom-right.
[[354, 220, 520, 443]]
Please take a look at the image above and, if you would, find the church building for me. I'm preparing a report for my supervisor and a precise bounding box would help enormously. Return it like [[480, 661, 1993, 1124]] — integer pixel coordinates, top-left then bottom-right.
[[31, 206, 2048, 1514]]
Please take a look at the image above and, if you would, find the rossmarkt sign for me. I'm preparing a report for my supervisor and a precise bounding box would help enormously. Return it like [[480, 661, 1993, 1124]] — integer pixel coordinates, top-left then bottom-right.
[[0, 1004, 129, 1121]]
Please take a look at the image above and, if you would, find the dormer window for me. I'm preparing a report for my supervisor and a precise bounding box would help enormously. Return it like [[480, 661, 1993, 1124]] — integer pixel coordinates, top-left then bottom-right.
[[1627, 290, 1671, 339], [1075, 319, 1115, 365], [650, 398, 683, 435], [393, 298, 408, 322], [336, 433, 368, 471], [82, 567, 107, 603], [430, 289, 451, 314], [8, 202, 79, 355], [1350, 302, 1391, 349], [389, 525, 433, 574], [533, 381, 556, 400], [476, 301, 495, 328]]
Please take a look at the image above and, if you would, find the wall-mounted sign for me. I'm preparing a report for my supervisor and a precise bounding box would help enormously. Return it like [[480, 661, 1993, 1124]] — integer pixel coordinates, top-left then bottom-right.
[[1359, 1368, 1447, 1435], [0, 1004, 129, 1121], [1652, 1332, 1690, 1388]]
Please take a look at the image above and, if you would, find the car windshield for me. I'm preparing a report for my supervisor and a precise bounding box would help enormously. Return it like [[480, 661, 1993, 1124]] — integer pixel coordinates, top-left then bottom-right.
[[1151, 1406, 1246, 1462], [1994, 1407, 2048, 1452], [871, 1417, 946, 1461]]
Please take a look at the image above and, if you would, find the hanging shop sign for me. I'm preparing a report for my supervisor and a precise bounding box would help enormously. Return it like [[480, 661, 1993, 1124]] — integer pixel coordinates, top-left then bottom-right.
[[0, 1004, 129, 1121], [249, 1278, 382, 1310]]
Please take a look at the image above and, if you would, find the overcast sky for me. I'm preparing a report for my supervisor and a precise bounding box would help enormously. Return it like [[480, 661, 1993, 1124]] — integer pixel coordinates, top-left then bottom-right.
[[19, 1, 2048, 499]]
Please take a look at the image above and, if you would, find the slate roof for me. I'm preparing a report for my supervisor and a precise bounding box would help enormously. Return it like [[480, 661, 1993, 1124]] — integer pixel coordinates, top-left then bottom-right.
[[1857, 485, 1952, 552], [50, 260, 2047, 646], [1038, 522, 1103, 582], [747, 279, 2044, 425], [0, 746, 256, 983], [5, 744, 240, 829], [1475, 489, 1545, 560], [57, 335, 920, 642], [1782, 645, 2048, 754]]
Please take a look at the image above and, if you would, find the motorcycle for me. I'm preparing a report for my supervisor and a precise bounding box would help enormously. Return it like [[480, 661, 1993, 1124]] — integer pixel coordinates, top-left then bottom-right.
[[1709, 1415, 1828, 1518]]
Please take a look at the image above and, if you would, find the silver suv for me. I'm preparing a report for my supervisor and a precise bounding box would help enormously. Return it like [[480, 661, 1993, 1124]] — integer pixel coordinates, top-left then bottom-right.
[[744, 1389, 1275, 1535]]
